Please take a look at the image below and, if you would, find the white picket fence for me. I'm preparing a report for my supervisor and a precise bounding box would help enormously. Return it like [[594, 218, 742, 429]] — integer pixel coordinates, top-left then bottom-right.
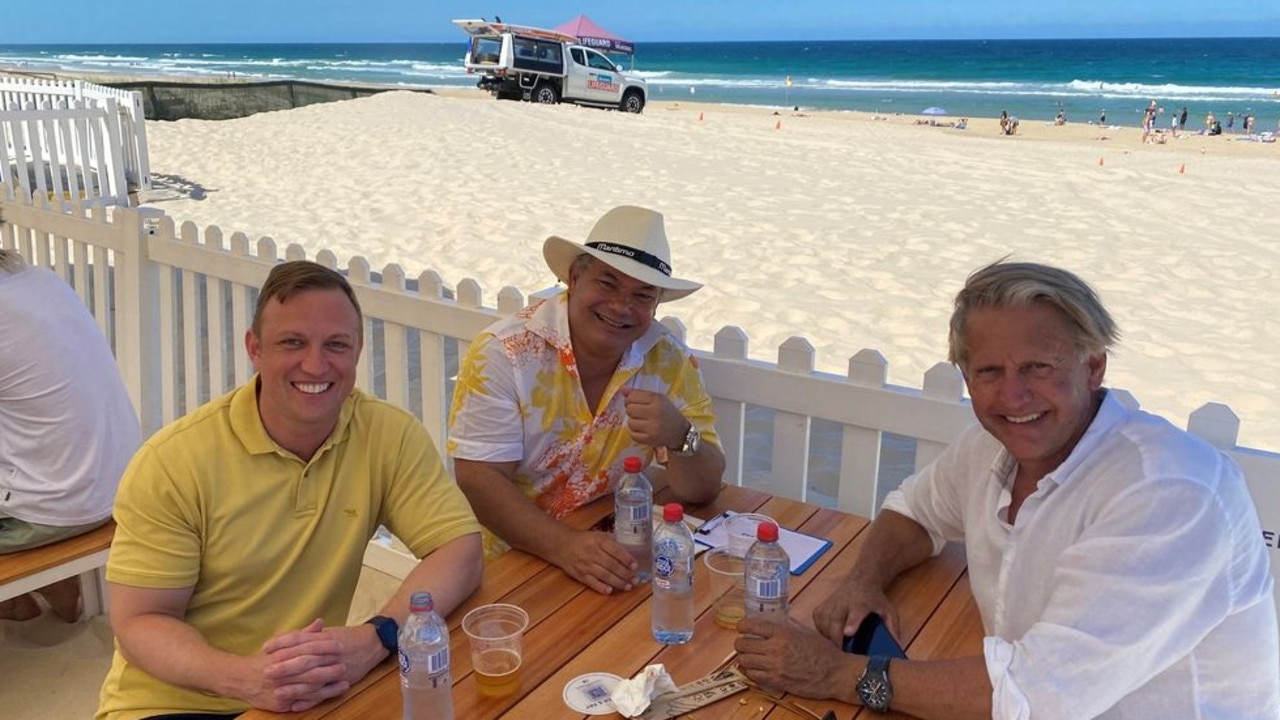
[[0, 75, 151, 207], [3, 192, 1278, 612]]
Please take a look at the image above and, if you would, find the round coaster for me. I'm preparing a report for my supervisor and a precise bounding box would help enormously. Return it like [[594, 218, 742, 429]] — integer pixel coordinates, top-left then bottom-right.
[[563, 672, 622, 715]]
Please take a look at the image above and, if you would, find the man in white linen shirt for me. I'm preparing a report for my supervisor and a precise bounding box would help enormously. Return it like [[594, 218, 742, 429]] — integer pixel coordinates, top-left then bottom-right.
[[734, 261, 1279, 719], [0, 230, 140, 623]]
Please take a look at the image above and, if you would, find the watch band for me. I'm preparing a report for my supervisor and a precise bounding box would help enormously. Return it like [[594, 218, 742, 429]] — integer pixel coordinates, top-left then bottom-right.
[[856, 654, 894, 712], [365, 614, 399, 655]]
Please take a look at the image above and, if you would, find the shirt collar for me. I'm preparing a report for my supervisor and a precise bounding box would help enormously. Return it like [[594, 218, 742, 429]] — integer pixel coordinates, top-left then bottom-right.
[[525, 290, 666, 371], [230, 375, 357, 458], [988, 388, 1126, 489]]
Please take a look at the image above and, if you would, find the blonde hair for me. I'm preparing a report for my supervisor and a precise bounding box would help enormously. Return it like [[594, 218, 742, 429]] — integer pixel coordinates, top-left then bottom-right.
[[948, 261, 1118, 369]]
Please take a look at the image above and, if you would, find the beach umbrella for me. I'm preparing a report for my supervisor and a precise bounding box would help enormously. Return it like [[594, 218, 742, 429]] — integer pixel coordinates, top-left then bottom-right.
[[921, 106, 948, 116]]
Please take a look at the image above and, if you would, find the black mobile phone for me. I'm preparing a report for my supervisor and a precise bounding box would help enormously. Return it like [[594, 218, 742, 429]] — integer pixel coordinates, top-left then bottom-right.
[[589, 512, 616, 534], [842, 613, 907, 659]]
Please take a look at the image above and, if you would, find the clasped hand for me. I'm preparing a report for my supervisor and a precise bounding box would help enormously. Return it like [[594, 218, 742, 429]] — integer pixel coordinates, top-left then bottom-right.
[[248, 618, 378, 712]]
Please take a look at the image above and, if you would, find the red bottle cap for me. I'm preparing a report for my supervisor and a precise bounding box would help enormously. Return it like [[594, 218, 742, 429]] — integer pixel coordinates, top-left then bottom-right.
[[663, 503, 683, 523], [756, 521, 779, 543], [623, 456, 643, 473]]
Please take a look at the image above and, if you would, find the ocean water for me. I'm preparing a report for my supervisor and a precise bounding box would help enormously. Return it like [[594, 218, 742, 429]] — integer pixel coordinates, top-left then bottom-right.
[[2, 38, 1278, 123]]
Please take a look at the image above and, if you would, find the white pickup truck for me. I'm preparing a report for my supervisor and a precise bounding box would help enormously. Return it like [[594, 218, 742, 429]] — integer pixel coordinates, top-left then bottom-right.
[[453, 19, 648, 113]]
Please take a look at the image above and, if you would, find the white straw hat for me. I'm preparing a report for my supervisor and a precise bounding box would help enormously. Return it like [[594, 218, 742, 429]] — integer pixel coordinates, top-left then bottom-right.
[[543, 206, 702, 302]]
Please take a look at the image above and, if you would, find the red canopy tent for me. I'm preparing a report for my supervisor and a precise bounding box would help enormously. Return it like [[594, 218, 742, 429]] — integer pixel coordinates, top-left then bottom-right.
[[552, 14, 634, 55]]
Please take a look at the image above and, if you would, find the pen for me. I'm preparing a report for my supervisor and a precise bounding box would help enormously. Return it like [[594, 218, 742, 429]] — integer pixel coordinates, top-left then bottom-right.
[[696, 510, 731, 534]]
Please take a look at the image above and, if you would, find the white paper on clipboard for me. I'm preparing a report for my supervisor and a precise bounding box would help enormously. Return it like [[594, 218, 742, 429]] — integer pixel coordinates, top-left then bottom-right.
[[691, 511, 832, 575]]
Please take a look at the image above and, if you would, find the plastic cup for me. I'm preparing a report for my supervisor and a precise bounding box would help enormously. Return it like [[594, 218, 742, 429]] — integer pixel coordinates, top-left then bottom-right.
[[725, 512, 774, 557], [703, 548, 746, 629], [462, 603, 529, 697]]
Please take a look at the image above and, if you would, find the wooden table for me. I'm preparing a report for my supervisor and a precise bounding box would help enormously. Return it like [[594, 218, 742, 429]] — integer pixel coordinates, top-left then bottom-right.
[[243, 486, 983, 720]]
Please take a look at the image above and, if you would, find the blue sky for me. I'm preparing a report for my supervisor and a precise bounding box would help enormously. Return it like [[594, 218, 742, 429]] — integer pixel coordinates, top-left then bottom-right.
[[9, 1, 1280, 43]]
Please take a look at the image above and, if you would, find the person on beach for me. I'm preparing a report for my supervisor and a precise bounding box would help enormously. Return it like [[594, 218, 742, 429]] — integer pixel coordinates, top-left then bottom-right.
[[0, 213, 140, 625], [734, 261, 1279, 719], [998, 110, 1009, 134], [448, 205, 726, 595], [97, 261, 483, 719]]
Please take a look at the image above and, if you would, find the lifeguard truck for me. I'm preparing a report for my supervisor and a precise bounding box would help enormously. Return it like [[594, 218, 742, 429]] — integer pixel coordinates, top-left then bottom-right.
[[452, 19, 648, 113]]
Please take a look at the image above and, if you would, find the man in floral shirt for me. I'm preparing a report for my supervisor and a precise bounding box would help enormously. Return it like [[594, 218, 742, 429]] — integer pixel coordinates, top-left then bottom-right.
[[448, 206, 725, 594]]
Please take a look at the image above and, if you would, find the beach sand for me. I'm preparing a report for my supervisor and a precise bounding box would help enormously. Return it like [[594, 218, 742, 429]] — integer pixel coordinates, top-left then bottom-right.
[[138, 89, 1280, 450]]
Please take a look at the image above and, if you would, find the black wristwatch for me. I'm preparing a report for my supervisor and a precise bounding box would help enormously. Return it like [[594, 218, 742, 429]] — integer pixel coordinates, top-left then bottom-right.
[[365, 615, 399, 656], [671, 423, 701, 457], [856, 655, 894, 712]]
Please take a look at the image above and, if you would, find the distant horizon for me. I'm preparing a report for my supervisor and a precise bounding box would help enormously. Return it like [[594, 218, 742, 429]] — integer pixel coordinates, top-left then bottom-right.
[[7, 0, 1280, 45], [4, 34, 1280, 46]]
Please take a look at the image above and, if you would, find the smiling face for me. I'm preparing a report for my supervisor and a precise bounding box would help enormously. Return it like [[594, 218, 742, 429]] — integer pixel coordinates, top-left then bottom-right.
[[962, 303, 1106, 481], [245, 287, 362, 458], [565, 257, 660, 365]]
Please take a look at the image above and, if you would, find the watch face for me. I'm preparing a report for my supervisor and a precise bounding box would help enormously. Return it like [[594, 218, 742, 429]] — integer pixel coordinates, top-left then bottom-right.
[[857, 657, 893, 712], [859, 677, 891, 709]]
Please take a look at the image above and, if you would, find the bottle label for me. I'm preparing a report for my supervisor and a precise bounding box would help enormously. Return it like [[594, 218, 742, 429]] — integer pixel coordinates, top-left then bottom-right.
[[654, 538, 681, 578], [428, 647, 450, 674], [398, 646, 450, 675], [622, 504, 650, 523], [654, 554, 674, 577], [749, 576, 783, 599], [618, 522, 646, 544]]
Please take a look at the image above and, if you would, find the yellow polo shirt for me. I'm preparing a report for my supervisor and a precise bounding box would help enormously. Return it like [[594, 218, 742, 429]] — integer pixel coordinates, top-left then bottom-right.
[[97, 381, 479, 720]]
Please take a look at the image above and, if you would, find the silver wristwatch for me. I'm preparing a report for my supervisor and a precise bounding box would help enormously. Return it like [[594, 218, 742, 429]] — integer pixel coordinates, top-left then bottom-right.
[[856, 655, 893, 712], [671, 423, 701, 457]]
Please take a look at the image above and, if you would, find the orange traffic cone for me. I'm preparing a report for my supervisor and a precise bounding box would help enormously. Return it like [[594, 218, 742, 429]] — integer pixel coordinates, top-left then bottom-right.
[[698, 111, 704, 122], [1098, 157, 1105, 166], [775, 119, 782, 130], [1178, 163, 1186, 174]]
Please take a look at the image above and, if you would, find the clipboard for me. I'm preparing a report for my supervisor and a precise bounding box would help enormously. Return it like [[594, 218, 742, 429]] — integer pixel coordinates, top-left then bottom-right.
[[692, 510, 832, 575]]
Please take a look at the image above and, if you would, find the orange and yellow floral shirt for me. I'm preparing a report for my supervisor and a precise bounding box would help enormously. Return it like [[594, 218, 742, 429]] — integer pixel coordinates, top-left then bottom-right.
[[447, 291, 720, 556]]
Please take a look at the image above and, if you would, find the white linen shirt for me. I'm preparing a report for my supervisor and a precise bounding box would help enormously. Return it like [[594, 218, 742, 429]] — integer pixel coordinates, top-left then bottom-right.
[[0, 265, 140, 526], [883, 390, 1279, 720]]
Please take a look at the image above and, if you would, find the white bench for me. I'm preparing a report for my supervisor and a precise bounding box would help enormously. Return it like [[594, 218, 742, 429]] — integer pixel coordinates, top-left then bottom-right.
[[0, 520, 115, 618]]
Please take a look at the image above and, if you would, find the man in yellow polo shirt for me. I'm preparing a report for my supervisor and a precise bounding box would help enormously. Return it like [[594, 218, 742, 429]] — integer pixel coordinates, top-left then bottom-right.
[[98, 261, 483, 720]]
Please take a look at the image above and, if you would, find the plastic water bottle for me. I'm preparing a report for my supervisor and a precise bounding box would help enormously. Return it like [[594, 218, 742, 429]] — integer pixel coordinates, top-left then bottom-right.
[[399, 591, 453, 720], [614, 455, 653, 583], [652, 502, 695, 644], [744, 521, 790, 620]]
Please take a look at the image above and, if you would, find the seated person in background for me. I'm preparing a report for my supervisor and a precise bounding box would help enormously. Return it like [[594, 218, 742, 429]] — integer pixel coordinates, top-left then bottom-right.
[[955, 117, 968, 130], [98, 261, 483, 719], [0, 215, 140, 624], [449, 205, 726, 595], [1054, 109, 1066, 125], [735, 261, 1279, 718], [998, 110, 1009, 134]]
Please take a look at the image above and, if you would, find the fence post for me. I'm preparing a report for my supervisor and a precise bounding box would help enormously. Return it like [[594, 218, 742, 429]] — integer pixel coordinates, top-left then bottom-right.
[[839, 348, 888, 517], [711, 326, 749, 486], [1188, 402, 1240, 451], [773, 336, 815, 501], [918, 362, 966, 471], [112, 206, 163, 435]]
